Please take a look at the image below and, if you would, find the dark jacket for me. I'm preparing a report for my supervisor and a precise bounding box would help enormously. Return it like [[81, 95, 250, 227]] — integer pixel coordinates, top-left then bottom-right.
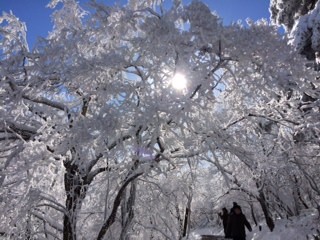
[[227, 213, 252, 238], [219, 211, 229, 236]]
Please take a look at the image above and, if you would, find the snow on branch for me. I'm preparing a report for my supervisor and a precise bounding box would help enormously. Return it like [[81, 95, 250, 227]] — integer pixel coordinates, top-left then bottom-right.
[[31, 209, 63, 233], [1, 120, 37, 141], [22, 94, 68, 112]]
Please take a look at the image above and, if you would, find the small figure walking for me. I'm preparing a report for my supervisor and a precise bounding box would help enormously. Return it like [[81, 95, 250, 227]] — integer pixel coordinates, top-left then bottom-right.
[[227, 204, 252, 240], [218, 207, 229, 237]]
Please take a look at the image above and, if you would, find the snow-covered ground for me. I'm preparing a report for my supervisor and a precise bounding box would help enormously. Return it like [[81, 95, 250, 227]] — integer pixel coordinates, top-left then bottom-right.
[[189, 210, 320, 240]]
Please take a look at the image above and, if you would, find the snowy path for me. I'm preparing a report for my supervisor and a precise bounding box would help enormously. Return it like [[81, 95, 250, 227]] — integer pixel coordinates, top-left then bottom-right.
[[201, 235, 225, 240], [190, 210, 319, 240]]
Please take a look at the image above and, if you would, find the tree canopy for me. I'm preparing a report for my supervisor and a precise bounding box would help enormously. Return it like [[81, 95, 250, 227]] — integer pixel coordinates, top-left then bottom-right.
[[0, 0, 319, 239]]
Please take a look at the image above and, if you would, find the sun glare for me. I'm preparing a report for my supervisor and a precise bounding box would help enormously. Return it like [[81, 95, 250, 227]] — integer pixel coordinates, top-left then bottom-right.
[[171, 73, 187, 90]]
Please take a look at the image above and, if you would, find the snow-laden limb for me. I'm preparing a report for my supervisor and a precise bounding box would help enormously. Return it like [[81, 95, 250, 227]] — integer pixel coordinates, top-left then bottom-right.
[[0, 11, 29, 54], [1, 1, 320, 239], [22, 94, 68, 112], [2, 120, 37, 137], [289, 2, 320, 54], [38, 192, 67, 213], [48, 0, 87, 39], [270, 0, 320, 59], [31, 209, 63, 233]]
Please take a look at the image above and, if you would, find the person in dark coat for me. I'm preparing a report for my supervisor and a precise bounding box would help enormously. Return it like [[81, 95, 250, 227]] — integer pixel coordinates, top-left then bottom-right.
[[218, 207, 229, 237], [226, 205, 252, 240], [226, 202, 241, 238], [230, 202, 241, 214]]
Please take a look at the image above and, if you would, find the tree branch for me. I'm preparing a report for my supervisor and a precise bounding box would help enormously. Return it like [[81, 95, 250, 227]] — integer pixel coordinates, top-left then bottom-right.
[[96, 172, 143, 240], [31, 209, 63, 233], [86, 166, 112, 184]]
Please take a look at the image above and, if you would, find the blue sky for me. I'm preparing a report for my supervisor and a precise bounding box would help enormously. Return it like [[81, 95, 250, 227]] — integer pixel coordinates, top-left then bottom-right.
[[0, 0, 270, 48]]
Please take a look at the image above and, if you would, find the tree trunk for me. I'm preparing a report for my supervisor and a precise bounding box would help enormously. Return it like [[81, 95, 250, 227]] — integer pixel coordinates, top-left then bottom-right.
[[120, 180, 137, 240], [257, 188, 275, 232], [174, 199, 183, 239], [63, 172, 82, 240], [182, 192, 192, 238], [182, 207, 190, 237], [26, 214, 31, 240], [63, 163, 88, 240], [249, 202, 258, 226], [293, 175, 309, 210]]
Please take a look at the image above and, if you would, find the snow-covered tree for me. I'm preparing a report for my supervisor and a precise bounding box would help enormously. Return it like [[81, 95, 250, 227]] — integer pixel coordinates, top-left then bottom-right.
[[1, 0, 319, 239], [269, 1, 320, 221]]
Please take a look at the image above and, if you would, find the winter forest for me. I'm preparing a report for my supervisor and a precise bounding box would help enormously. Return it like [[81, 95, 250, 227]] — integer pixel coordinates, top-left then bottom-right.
[[0, 0, 320, 239]]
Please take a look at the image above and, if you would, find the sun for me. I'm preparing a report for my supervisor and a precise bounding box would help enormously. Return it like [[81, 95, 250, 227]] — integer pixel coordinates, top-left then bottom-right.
[[171, 73, 187, 90]]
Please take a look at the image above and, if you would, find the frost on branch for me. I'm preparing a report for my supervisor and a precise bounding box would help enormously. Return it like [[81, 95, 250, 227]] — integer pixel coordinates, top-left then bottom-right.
[[288, 1, 320, 59], [269, 0, 316, 31], [0, 12, 29, 58], [127, 0, 164, 10], [48, 0, 87, 39], [270, 0, 320, 59]]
